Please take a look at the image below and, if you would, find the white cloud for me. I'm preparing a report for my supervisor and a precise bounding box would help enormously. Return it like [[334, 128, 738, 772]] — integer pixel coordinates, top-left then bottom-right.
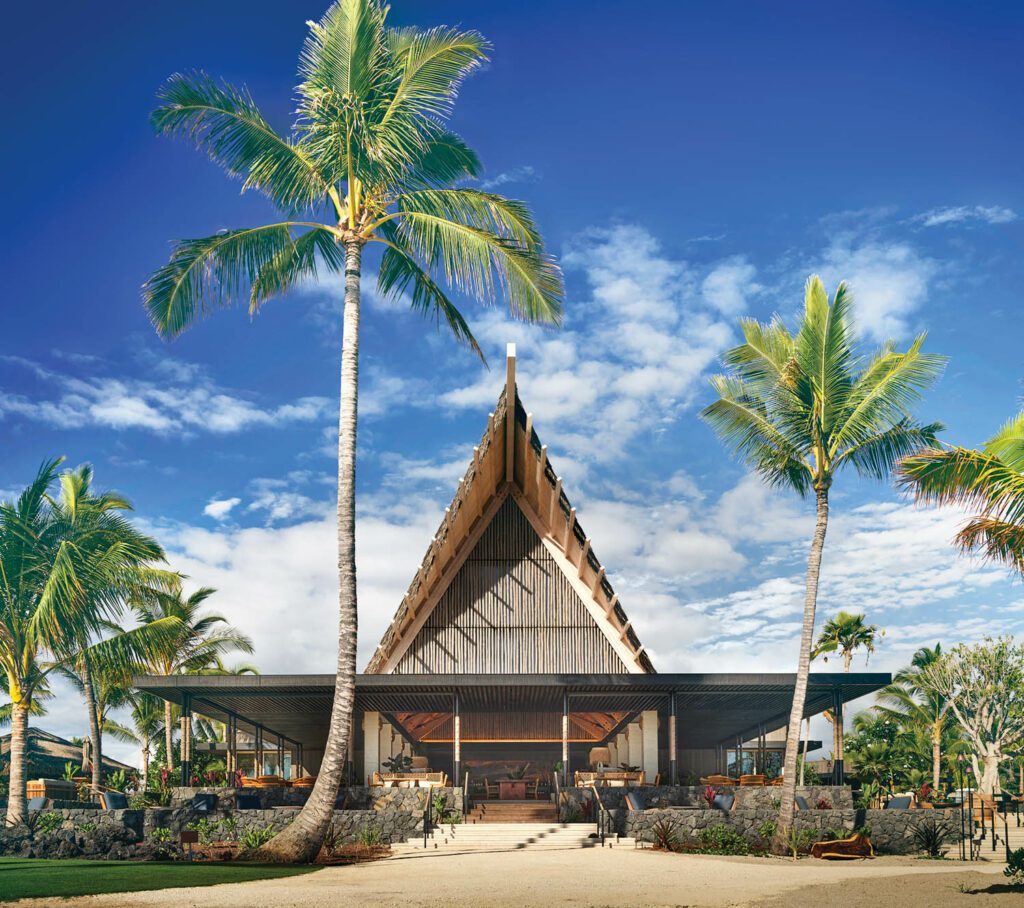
[[203, 497, 241, 520], [480, 165, 538, 190], [0, 357, 332, 435], [701, 256, 759, 315], [915, 205, 1017, 228], [816, 239, 937, 342]]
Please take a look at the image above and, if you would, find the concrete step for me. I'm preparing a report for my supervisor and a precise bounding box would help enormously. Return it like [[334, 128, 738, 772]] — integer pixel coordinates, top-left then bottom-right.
[[392, 822, 606, 853]]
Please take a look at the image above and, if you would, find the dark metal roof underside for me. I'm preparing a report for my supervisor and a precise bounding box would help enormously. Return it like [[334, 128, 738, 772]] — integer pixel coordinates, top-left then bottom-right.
[[135, 672, 889, 751]]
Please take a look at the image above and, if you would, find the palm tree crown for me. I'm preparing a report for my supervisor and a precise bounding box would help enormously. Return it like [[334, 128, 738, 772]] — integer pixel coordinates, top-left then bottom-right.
[[145, 0, 562, 345], [815, 611, 882, 671], [898, 407, 1024, 578]]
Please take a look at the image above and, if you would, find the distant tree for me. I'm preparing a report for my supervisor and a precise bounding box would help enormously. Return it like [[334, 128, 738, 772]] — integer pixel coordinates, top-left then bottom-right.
[[922, 635, 1024, 794], [146, 0, 563, 862], [815, 611, 883, 767], [877, 643, 950, 788], [899, 407, 1024, 578], [124, 692, 165, 789], [701, 276, 944, 853]]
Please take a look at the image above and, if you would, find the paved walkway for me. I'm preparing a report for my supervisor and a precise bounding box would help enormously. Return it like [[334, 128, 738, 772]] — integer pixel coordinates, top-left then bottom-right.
[[9, 848, 1009, 908]]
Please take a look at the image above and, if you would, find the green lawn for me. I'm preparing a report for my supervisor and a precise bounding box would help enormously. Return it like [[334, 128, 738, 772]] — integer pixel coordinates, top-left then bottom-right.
[[0, 857, 320, 902]]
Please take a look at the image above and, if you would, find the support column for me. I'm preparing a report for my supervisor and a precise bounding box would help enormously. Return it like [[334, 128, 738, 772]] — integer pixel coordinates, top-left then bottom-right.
[[562, 690, 569, 786], [255, 726, 263, 778], [277, 736, 285, 778], [346, 726, 354, 786], [453, 689, 461, 785], [297, 743, 304, 779], [832, 688, 844, 785], [669, 692, 678, 785], [180, 693, 191, 787], [226, 715, 236, 776], [627, 722, 644, 773], [640, 711, 659, 784], [362, 711, 381, 783]]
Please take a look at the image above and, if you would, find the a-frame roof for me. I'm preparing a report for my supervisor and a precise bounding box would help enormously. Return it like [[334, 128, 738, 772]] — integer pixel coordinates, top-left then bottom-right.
[[365, 346, 655, 675]]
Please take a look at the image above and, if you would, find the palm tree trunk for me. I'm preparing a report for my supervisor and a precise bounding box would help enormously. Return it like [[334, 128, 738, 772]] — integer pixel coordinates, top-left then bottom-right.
[[772, 484, 829, 855], [80, 659, 103, 793], [142, 739, 150, 792], [164, 700, 175, 772], [4, 700, 29, 826], [799, 717, 809, 786], [932, 729, 941, 790], [262, 238, 362, 862]]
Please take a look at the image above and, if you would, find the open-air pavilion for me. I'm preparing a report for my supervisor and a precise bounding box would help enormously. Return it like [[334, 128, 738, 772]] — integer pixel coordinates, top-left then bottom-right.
[[136, 348, 889, 791]]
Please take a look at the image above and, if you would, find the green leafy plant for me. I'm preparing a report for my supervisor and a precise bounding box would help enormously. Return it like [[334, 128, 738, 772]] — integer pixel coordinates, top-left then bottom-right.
[[357, 827, 382, 847], [222, 816, 239, 841], [853, 825, 872, 838], [697, 825, 750, 855], [62, 761, 80, 782], [910, 818, 947, 857], [77, 821, 97, 833], [785, 827, 816, 860], [758, 820, 777, 842], [562, 807, 580, 823], [150, 826, 173, 843], [618, 763, 640, 773], [506, 763, 530, 780], [188, 818, 215, 846], [1005, 847, 1024, 887], [243, 826, 278, 849], [650, 818, 680, 850], [382, 753, 413, 773], [35, 812, 63, 835]]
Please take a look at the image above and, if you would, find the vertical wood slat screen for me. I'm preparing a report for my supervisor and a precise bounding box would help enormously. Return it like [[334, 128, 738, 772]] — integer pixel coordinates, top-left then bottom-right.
[[395, 497, 624, 673]]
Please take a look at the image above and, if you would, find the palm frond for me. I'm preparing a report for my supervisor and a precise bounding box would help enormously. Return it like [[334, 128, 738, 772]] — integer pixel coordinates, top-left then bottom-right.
[[152, 72, 329, 211], [143, 223, 322, 339], [249, 227, 346, 313], [299, 0, 388, 101], [836, 419, 945, 480], [985, 408, 1024, 474], [955, 517, 1024, 578]]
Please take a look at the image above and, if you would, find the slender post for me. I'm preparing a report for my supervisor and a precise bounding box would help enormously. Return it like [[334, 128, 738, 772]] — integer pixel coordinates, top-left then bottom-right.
[[297, 743, 304, 780], [832, 688, 844, 785], [562, 690, 569, 787], [255, 726, 263, 778], [453, 689, 461, 786], [180, 693, 191, 787], [278, 735, 285, 778], [669, 691, 678, 785]]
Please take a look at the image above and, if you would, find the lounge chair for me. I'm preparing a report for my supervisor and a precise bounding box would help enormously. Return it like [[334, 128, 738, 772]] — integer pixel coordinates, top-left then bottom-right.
[[768, 776, 784, 786], [26, 797, 49, 810], [880, 794, 913, 810], [794, 796, 810, 811], [625, 791, 646, 811], [700, 775, 736, 786], [234, 794, 261, 809], [191, 793, 217, 812], [712, 793, 735, 811], [100, 791, 129, 810]]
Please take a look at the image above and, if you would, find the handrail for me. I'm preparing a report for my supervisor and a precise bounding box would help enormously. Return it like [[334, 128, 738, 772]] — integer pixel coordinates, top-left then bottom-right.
[[588, 783, 607, 846], [462, 770, 470, 818], [423, 791, 432, 849], [552, 771, 561, 823]]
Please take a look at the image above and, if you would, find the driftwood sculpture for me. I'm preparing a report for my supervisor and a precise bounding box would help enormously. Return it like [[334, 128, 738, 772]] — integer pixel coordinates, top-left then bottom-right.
[[810, 832, 874, 860]]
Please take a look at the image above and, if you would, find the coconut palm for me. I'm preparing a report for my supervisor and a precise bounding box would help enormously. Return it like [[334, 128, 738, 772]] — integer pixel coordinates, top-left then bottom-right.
[[124, 692, 166, 790], [877, 644, 949, 788], [1, 461, 183, 824], [815, 611, 883, 768], [131, 587, 253, 775], [898, 407, 1024, 577], [700, 276, 945, 852], [145, 0, 563, 861]]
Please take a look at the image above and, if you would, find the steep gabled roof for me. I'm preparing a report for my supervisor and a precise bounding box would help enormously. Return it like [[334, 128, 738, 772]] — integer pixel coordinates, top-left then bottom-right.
[[365, 346, 655, 675]]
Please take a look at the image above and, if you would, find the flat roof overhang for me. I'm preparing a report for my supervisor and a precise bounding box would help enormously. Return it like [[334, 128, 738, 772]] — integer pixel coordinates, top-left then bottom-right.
[[134, 672, 889, 753]]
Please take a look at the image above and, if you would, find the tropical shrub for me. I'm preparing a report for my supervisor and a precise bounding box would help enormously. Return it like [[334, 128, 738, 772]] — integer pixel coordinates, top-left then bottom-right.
[[702, 785, 718, 808], [910, 818, 947, 857], [697, 825, 749, 855], [758, 820, 777, 842], [357, 827, 382, 847], [150, 826, 173, 843], [786, 827, 816, 859], [1005, 848, 1024, 886], [243, 826, 277, 849], [35, 813, 63, 835], [650, 819, 681, 850]]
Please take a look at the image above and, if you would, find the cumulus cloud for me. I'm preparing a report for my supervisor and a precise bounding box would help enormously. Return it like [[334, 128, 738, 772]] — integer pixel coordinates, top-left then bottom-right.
[[815, 238, 937, 342], [480, 165, 538, 190], [915, 205, 1017, 228], [0, 357, 331, 435], [203, 497, 241, 520]]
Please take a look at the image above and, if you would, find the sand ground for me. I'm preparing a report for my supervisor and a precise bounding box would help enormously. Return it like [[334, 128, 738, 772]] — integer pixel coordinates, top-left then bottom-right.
[[5, 848, 1013, 908]]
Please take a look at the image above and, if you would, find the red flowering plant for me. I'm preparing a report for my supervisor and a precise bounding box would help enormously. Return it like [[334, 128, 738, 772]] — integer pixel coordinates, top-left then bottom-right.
[[703, 785, 718, 808], [815, 797, 832, 810]]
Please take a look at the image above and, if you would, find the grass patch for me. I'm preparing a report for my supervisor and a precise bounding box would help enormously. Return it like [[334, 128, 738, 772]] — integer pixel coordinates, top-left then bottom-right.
[[0, 857, 319, 902]]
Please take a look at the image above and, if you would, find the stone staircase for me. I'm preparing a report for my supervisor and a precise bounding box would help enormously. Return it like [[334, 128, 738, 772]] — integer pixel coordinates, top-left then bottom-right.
[[997, 816, 1024, 856], [392, 821, 636, 853], [465, 801, 559, 824]]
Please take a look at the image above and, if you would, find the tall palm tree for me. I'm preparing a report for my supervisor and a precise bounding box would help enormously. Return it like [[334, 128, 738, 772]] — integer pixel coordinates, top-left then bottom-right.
[[131, 587, 253, 775], [877, 644, 949, 788], [1, 461, 182, 824], [815, 611, 883, 768], [49, 465, 178, 793], [145, 0, 562, 861], [898, 406, 1024, 577], [700, 276, 944, 852]]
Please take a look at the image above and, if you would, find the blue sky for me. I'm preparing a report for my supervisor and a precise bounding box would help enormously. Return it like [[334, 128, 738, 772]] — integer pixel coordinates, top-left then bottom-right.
[[2, 0, 1023, 762]]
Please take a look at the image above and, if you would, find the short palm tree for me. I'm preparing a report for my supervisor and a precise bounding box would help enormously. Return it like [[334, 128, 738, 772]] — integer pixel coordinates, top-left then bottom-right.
[[145, 0, 562, 861], [898, 407, 1024, 577], [815, 611, 883, 767], [877, 644, 949, 788], [700, 275, 944, 852], [125, 692, 166, 789], [131, 587, 253, 775]]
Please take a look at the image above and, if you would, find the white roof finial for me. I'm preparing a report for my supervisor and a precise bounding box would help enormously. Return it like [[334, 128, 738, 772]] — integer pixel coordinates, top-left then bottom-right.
[[507, 342, 516, 359]]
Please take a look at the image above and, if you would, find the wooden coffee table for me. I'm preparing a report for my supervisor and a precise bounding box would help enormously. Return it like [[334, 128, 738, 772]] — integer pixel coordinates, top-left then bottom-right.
[[498, 780, 527, 800]]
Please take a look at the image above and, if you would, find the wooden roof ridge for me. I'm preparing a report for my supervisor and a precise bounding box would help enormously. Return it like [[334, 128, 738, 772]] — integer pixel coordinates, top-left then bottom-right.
[[364, 345, 655, 675]]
